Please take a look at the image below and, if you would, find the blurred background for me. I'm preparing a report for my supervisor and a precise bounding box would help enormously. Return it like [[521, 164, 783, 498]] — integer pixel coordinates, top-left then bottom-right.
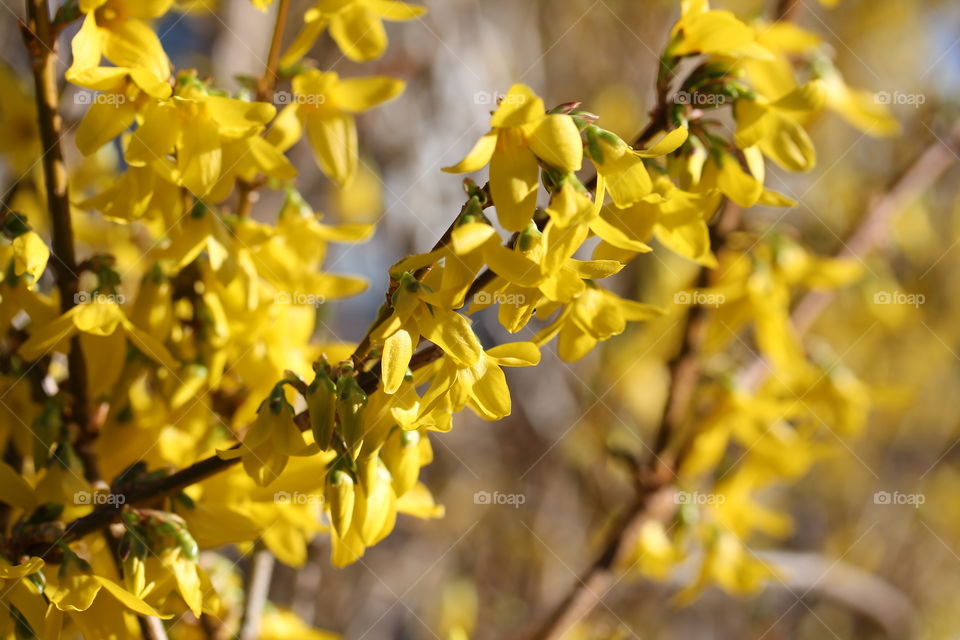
[[3, 0, 960, 637]]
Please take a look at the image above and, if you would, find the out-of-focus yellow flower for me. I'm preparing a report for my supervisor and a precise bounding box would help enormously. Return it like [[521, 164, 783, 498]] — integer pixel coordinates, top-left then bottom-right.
[[20, 298, 178, 370], [77, 0, 174, 82], [670, 0, 774, 61], [282, 0, 426, 66], [734, 80, 826, 172], [290, 70, 405, 186], [125, 83, 276, 196], [11, 231, 50, 287]]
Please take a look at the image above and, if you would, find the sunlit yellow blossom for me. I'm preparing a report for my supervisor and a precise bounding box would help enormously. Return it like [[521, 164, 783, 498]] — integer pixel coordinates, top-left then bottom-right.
[[444, 84, 584, 231]]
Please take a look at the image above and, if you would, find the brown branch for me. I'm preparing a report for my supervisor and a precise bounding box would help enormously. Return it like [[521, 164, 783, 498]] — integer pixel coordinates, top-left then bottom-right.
[[236, 0, 292, 216], [775, 0, 804, 22], [256, 0, 290, 103], [238, 542, 275, 640], [22, 0, 94, 480]]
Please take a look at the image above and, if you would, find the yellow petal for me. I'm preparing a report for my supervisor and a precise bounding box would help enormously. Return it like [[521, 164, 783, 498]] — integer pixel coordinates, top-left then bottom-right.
[[280, 12, 328, 68], [716, 152, 763, 207], [450, 222, 497, 255], [382, 328, 413, 394], [483, 243, 543, 287], [528, 114, 583, 171], [66, 14, 103, 74], [636, 126, 689, 157], [368, 0, 426, 21], [490, 84, 545, 128], [544, 181, 595, 228], [179, 113, 222, 195], [95, 577, 173, 618], [595, 139, 652, 207], [417, 308, 482, 367], [486, 341, 541, 367], [12, 231, 50, 284], [125, 101, 180, 166], [442, 130, 497, 173], [0, 461, 36, 510], [100, 19, 170, 81], [490, 137, 539, 232], [303, 112, 358, 186], [329, 4, 388, 62], [75, 98, 138, 156], [334, 75, 406, 113], [19, 309, 79, 360]]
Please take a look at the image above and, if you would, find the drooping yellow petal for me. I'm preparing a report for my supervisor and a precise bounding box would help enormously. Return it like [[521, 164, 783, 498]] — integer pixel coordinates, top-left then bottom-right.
[[368, 0, 426, 21], [95, 577, 173, 618], [280, 11, 328, 68], [442, 130, 497, 173], [490, 135, 539, 232], [100, 18, 170, 82], [12, 231, 50, 285], [716, 152, 763, 208], [125, 101, 181, 166], [417, 308, 482, 367], [178, 113, 222, 196], [635, 126, 689, 157], [75, 98, 138, 156], [329, 3, 388, 62], [594, 138, 652, 207], [334, 75, 406, 113], [67, 14, 104, 74], [0, 461, 36, 510], [544, 181, 595, 227], [302, 112, 358, 186], [486, 341, 541, 367], [382, 328, 413, 394]]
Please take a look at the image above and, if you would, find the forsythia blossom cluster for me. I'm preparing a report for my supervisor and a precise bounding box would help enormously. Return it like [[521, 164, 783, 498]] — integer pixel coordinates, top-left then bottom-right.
[[0, 0, 897, 637]]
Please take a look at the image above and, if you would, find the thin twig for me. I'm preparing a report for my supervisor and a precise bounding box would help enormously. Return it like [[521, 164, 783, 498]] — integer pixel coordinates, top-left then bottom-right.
[[238, 542, 275, 640], [236, 0, 292, 217]]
